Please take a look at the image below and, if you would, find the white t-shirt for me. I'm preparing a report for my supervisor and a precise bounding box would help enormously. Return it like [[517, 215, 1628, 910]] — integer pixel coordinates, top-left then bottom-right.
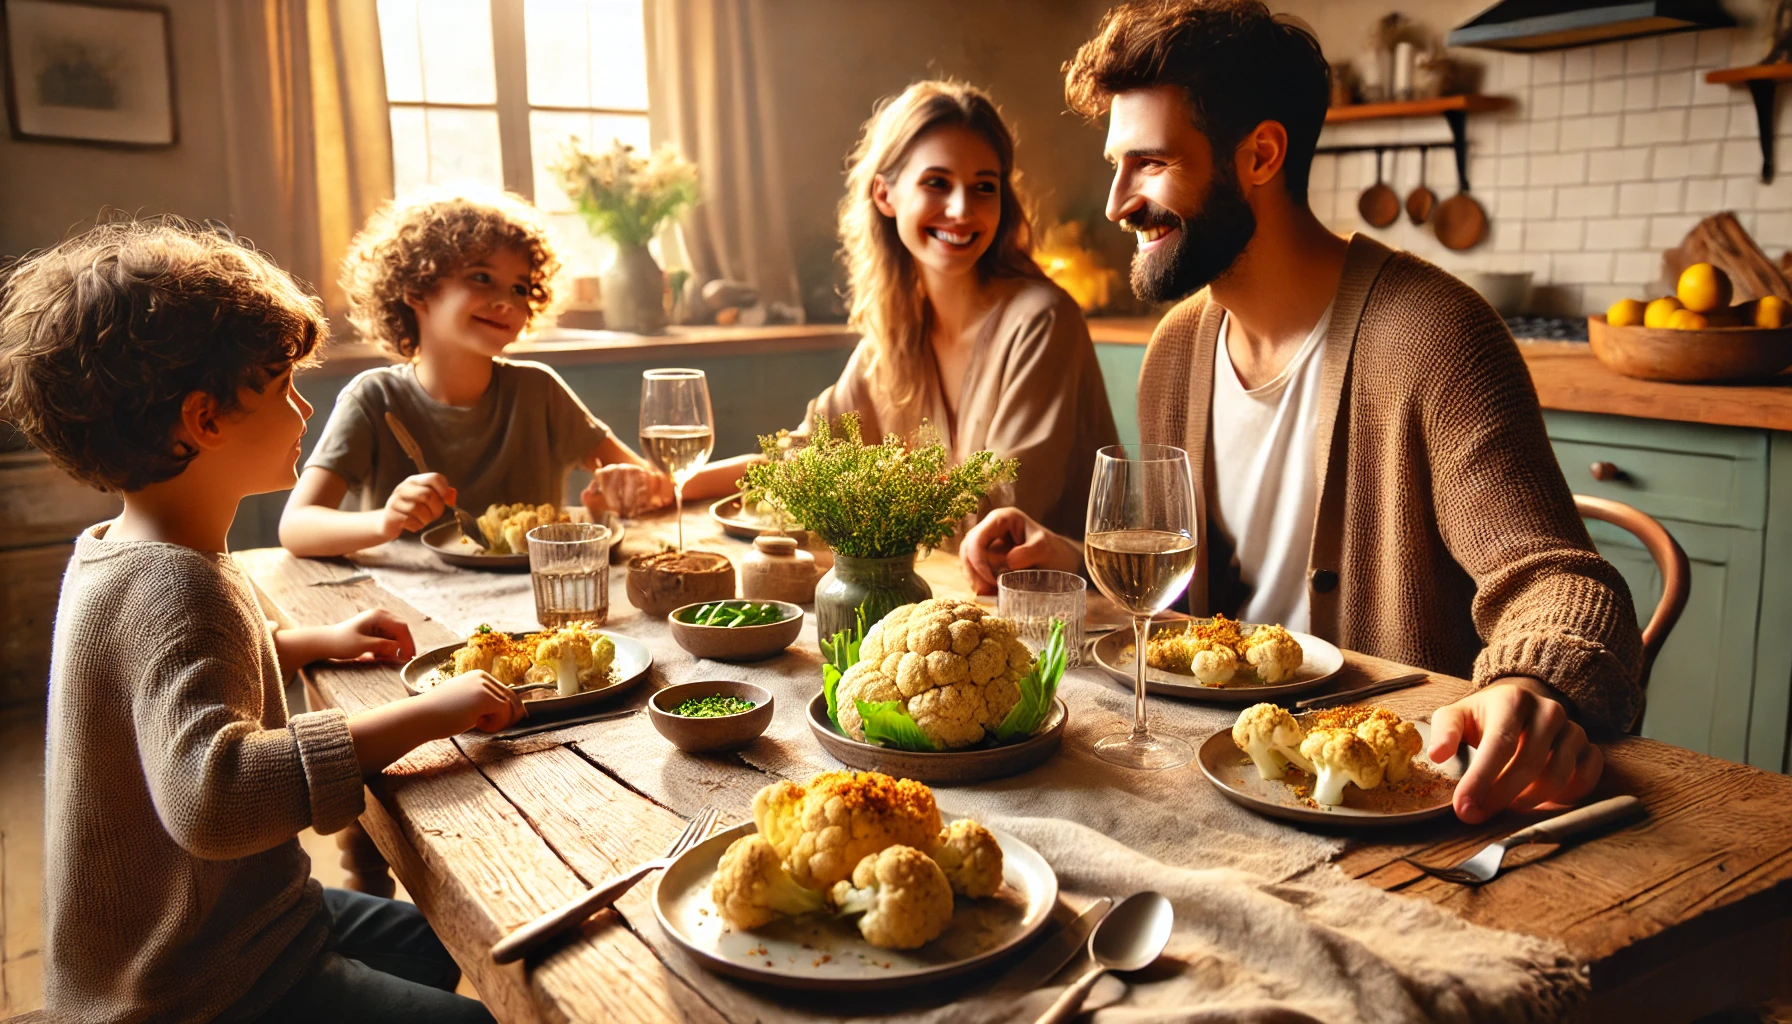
[[1208, 303, 1332, 632]]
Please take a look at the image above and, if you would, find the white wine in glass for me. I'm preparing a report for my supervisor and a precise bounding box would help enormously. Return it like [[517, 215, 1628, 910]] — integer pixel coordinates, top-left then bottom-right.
[[639, 369, 715, 552], [1085, 444, 1198, 770]]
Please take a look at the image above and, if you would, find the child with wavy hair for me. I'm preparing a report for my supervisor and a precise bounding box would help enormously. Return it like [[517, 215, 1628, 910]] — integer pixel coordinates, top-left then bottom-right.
[[280, 188, 668, 556]]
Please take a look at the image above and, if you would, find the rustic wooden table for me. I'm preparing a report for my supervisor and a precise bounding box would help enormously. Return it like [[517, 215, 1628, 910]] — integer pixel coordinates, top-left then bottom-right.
[[235, 509, 1792, 1023]]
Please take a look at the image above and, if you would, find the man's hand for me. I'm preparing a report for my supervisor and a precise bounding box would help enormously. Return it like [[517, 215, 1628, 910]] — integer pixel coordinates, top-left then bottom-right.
[[582, 464, 673, 519], [381, 473, 454, 538], [1428, 677, 1602, 824], [320, 608, 416, 663], [959, 507, 1083, 596], [421, 671, 527, 734]]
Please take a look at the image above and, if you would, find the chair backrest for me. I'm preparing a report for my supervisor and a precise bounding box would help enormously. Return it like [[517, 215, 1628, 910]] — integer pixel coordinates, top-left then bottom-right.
[[1575, 494, 1690, 733]]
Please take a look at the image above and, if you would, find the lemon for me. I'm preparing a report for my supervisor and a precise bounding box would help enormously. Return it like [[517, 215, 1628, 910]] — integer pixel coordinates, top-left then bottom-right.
[[1667, 308, 1709, 331], [1606, 298, 1646, 327], [1676, 263, 1733, 313], [1756, 295, 1788, 329], [1644, 296, 1684, 328]]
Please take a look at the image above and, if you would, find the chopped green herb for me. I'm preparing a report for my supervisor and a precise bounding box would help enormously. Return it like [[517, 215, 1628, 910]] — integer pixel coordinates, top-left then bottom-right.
[[672, 695, 758, 718]]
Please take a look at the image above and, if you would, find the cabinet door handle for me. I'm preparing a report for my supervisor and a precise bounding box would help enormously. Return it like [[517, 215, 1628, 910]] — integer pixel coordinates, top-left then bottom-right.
[[1590, 461, 1622, 482]]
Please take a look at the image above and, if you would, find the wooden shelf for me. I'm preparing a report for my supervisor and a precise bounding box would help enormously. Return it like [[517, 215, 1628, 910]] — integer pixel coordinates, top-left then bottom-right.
[[1704, 65, 1792, 182], [1705, 62, 1792, 85], [1324, 94, 1511, 124]]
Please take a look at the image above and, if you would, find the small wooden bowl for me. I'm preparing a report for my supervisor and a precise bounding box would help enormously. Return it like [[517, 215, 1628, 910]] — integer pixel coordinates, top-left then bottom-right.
[[626, 549, 735, 616], [649, 680, 774, 753], [1588, 314, 1792, 382], [668, 600, 805, 661]]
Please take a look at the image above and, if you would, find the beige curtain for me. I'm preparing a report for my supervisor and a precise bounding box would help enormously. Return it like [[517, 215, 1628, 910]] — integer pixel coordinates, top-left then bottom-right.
[[645, 0, 802, 313], [216, 0, 393, 321]]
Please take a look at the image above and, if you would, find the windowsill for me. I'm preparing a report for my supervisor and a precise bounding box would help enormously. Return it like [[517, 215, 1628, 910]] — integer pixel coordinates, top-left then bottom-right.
[[316, 323, 860, 373]]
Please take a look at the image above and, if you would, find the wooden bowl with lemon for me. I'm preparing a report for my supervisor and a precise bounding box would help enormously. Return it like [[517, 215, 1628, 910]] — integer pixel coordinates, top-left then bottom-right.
[[1591, 264, 1792, 383]]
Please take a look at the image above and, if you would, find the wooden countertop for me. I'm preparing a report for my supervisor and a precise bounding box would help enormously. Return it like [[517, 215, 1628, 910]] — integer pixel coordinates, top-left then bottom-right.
[[1086, 318, 1792, 433], [319, 323, 859, 374]]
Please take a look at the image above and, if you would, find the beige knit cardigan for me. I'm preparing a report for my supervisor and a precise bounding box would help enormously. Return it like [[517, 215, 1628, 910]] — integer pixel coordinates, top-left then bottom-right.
[[1137, 234, 1643, 731]]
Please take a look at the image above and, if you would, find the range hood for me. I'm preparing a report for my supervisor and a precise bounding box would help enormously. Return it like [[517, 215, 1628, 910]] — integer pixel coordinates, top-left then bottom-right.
[[1446, 1, 1734, 52]]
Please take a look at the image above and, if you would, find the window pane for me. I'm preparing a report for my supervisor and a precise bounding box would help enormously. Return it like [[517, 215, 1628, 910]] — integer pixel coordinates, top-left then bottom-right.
[[426, 107, 504, 189], [530, 111, 650, 214], [524, 0, 591, 107], [418, 0, 496, 105], [547, 210, 615, 283], [389, 106, 431, 195], [588, 0, 647, 110], [376, 0, 424, 103]]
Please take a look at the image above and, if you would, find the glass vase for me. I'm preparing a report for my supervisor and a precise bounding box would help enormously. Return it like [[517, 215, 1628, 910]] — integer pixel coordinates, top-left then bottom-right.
[[601, 242, 667, 334], [814, 551, 932, 643]]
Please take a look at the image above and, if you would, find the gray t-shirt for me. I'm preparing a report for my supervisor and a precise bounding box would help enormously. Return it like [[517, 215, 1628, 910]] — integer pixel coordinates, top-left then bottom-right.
[[305, 358, 611, 516]]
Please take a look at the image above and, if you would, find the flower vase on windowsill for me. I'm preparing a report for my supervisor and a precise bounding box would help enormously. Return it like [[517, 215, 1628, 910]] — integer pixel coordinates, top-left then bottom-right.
[[551, 137, 699, 335]]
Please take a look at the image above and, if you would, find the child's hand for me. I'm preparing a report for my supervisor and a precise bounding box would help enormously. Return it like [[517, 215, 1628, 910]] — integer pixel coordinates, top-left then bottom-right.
[[424, 671, 526, 734], [382, 473, 454, 538], [582, 464, 671, 518], [323, 608, 417, 663]]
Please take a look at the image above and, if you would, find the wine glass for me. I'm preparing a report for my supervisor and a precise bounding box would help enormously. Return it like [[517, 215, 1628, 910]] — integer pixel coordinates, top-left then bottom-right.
[[1084, 444, 1198, 770], [639, 368, 715, 552]]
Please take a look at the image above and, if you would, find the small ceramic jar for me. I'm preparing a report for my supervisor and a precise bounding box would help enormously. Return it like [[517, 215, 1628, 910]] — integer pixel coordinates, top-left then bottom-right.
[[740, 535, 817, 604]]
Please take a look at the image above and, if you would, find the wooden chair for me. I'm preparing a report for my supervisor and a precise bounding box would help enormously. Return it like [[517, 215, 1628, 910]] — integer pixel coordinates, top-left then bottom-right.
[[1575, 494, 1691, 733]]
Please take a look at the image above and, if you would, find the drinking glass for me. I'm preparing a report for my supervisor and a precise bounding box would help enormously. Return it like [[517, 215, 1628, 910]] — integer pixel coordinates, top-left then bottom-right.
[[639, 368, 715, 552], [998, 570, 1086, 668], [1084, 444, 1198, 770], [527, 522, 612, 628]]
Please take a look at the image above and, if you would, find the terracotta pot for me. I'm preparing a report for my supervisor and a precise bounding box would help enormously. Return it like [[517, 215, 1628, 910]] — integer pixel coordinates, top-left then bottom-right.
[[626, 549, 734, 616], [602, 242, 667, 334]]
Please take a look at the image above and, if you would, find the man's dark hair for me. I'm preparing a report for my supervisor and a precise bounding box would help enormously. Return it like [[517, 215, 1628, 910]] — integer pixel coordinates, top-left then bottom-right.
[[0, 216, 324, 493], [1064, 0, 1331, 201]]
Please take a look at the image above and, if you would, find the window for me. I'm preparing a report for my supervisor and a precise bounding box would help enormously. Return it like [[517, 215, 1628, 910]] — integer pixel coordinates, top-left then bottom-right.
[[376, 0, 651, 280]]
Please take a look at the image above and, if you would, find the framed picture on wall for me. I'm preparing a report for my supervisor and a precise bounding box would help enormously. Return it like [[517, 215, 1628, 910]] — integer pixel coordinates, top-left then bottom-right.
[[1, 0, 176, 147]]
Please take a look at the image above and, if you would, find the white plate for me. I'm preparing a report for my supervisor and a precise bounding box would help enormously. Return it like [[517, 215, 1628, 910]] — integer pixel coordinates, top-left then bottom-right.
[[654, 821, 1058, 991], [400, 629, 652, 715], [1092, 619, 1344, 703], [1198, 718, 1471, 827]]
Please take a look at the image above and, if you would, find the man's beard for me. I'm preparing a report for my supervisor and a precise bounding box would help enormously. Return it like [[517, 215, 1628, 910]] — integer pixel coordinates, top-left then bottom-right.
[[1126, 172, 1258, 303]]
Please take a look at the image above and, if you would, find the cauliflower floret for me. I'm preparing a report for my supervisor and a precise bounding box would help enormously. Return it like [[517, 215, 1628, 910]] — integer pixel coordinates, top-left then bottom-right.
[[834, 600, 1032, 750], [588, 633, 615, 682], [502, 509, 544, 556], [750, 772, 942, 890], [1188, 638, 1239, 685], [1242, 625, 1304, 683], [1299, 728, 1385, 806], [828, 846, 955, 950], [710, 834, 826, 929], [927, 819, 1003, 898], [532, 622, 606, 696], [1356, 715, 1423, 783], [477, 504, 514, 553], [451, 628, 531, 685], [1231, 702, 1315, 780]]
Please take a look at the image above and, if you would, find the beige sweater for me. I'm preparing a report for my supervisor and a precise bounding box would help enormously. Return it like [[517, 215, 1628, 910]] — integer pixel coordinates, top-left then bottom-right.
[[44, 525, 365, 1022], [1137, 235, 1644, 732]]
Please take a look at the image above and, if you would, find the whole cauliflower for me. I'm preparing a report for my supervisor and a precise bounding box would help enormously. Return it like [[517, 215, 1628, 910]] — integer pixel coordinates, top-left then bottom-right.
[[1356, 715, 1423, 783], [834, 599, 1033, 750], [1299, 728, 1385, 806], [927, 819, 1004, 898], [828, 846, 955, 950], [1231, 702, 1315, 780], [751, 772, 942, 890], [710, 834, 826, 929], [1241, 625, 1304, 683]]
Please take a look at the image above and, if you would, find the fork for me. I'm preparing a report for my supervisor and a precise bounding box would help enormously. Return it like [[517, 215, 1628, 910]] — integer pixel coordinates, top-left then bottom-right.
[[382, 412, 490, 549], [490, 805, 720, 964], [1404, 795, 1645, 885]]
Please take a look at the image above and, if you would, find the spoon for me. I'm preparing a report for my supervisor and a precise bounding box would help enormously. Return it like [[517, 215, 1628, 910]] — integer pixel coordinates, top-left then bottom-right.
[[1034, 891, 1174, 1024]]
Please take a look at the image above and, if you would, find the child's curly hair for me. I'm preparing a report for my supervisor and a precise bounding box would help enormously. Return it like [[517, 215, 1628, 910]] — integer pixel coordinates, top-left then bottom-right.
[[0, 216, 325, 493], [341, 188, 561, 360]]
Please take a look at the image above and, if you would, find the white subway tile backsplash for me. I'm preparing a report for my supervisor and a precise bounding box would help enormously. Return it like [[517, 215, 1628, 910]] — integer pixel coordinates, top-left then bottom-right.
[[1623, 75, 1658, 111], [1686, 107, 1731, 140], [1723, 175, 1760, 210], [1593, 42, 1627, 79], [1617, 181, 1656, 215], [1498, 154, 1529, 188], [1559, 183, 1617, 217], [1654, 142, 1720, 178], [1655, 70, 1694, 107], [1684, 177, 1726, 214], [1524, 186, 1557, 219], [1614, 251, 1662, 288], [1592, 216, 1648, 249], [1495, 221, 1525, 252], [1528, 119, 1560, 153], [1535, 152, 1590, 186], [1532, 52, 1563, 86], [1649, 214, 1700, 250], [1692, 74, 1732, 107], [1721, 139, 1760, 176], [1553, 251, 1614, 283], [1558, 82, 1592, 118], [1659, 32, 1698, 71], [1696, 29, 1734, 68], [1625, 37, 1660, 75], [1586, 115, 1622, 149], [1755, 212, 1792, 249], [1592, 78, 1626, 114], [1534, 219, 1586, 251], [1588, 147, 1650, 184], [1563, 48, 1593, 83], [1621, 108, 1688, 147], [1729, 102, 1762, 139], [1530, 85, 1563, 120]]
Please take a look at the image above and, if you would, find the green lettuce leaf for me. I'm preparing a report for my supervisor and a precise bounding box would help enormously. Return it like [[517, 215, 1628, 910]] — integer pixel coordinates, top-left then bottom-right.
[[855, 699, 939, 752], [820, 606, 868, 730], [995, 619, 1068, 742]]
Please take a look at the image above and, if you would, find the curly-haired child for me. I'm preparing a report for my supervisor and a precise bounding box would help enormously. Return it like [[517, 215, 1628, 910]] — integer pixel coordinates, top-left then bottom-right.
[[279, 188, 669, 557], [0, 218, 522, 1022]]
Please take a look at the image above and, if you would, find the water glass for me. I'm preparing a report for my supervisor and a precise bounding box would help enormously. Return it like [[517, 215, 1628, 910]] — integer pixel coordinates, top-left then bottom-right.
[[527, 522, 612, 629], [997, 570, 1086, 668]]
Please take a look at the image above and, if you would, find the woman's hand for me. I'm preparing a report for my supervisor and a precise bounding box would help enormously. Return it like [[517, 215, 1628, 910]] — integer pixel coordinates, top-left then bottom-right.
[[422, 671, 527, 734], [321, 608, 417, 663], [960, 507, 1083, 595], [381, 473, 454, 538], [582, 463, 673, 518], [1428, 677, 1603, 824]]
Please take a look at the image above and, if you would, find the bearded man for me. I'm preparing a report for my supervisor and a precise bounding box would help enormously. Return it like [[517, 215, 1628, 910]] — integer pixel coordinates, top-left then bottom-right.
[[962, 0, 1643, 823]]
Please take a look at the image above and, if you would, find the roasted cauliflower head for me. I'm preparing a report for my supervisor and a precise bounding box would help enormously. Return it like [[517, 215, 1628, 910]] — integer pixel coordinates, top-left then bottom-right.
[[750, 771, 943, 890], [834, 599, 1034, 750], [828, 845, 955, 950]]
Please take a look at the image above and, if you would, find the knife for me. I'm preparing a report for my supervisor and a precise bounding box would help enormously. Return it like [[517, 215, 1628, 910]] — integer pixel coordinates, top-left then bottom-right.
[[382, 412, 490, 548], [1295, 672, 1429, 710], [991, 896, 1113, 993]]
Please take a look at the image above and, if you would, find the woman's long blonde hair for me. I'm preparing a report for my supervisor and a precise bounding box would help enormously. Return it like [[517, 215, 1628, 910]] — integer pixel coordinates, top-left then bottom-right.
[[838, 80, 1045, 417]]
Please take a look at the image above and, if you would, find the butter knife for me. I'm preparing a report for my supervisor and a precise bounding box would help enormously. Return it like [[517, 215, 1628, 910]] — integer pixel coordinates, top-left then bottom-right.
[[1295, 672, 1429, 710], [382, 412, 489, 548], [992, 897, 1113, 993]]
